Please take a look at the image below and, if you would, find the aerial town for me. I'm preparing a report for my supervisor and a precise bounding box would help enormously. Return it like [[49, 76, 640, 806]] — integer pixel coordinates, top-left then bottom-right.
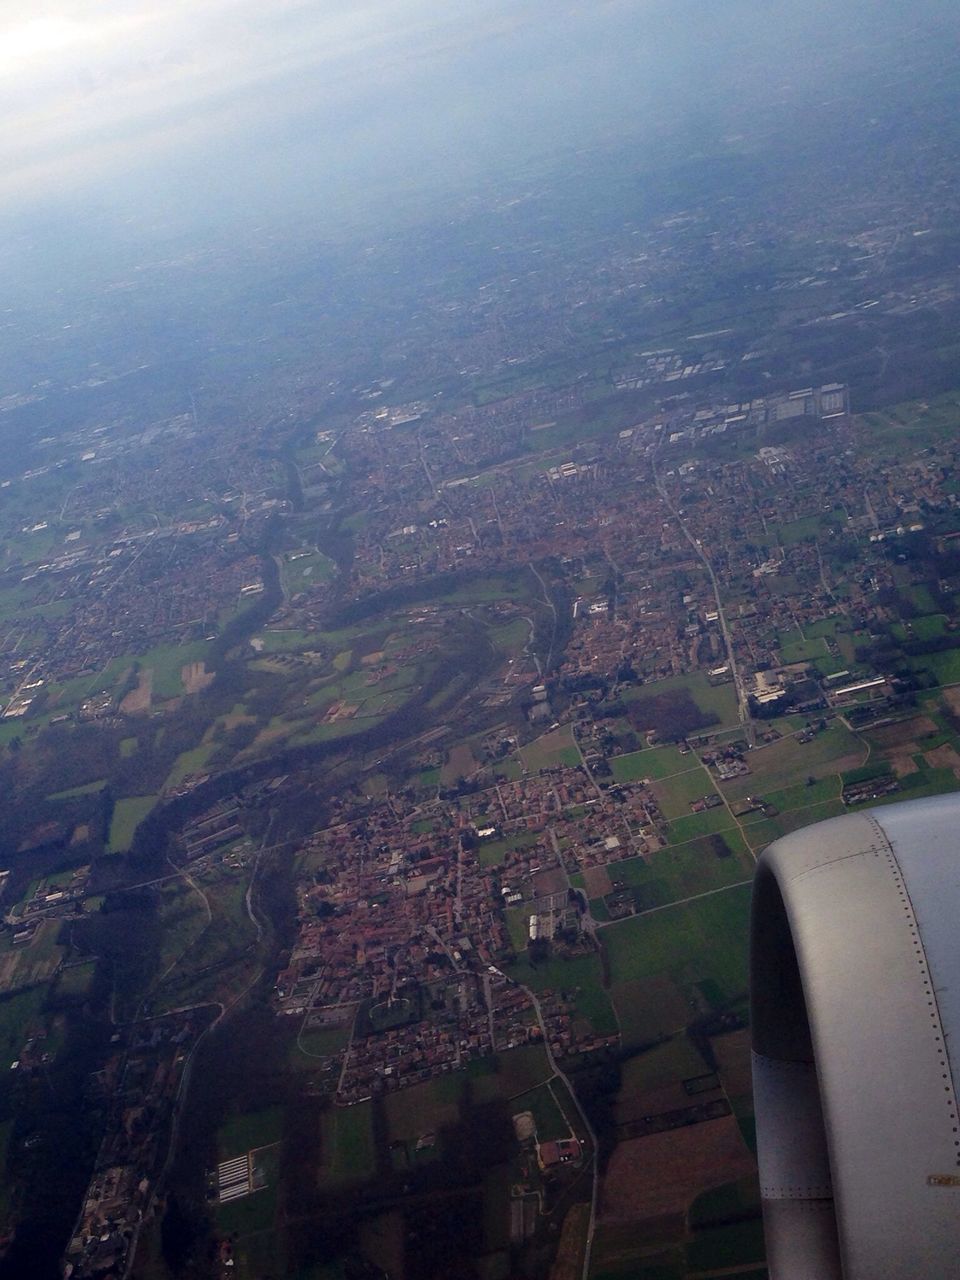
[[1, 24, 960, 1276]]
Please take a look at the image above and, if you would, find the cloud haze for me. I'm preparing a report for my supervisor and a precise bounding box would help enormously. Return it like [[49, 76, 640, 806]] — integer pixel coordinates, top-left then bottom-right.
[[1, 0, 957, 235]]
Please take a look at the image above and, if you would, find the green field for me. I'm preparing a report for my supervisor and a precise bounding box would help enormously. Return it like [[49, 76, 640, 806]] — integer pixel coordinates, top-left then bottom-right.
[[107, 795, 159, 852], [910, 648, 960, 687], [48, 778, 107, 800], [477, 830, 540, 868], [650, 766, 717, 819], [282, 550, 335, 593], [295, 1024, 351, 1060], [507, 952, 618, 1038], [776, 508, 847, 546], [777, 632, 833, 664], [165, 742, 216, 789], [610, 832, 751, 911], [382, 1074, 465, 1152], [521, 724, 581, 772], [610, 744, 693, 783], [56, 961, 97, 998], [469, 1044, 553, 1101], [321, 1102, 376, 1184], [666, 807, 737, 843], [624, 672, 740, 731], [718, 722, 864, 802], [0, 986, 47, 1069], [605, 886, 751, 1045], [512, 1080, 571, 1142], [219, 1104, 284, 1159]]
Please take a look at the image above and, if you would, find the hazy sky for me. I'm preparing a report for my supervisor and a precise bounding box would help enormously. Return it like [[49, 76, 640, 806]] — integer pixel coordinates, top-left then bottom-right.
[[1, 0, 957, 237], [0, 0, 636, 222]]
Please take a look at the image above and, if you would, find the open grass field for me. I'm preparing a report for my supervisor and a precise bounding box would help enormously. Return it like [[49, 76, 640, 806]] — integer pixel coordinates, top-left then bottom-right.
[[666, 808, 737, 843], [776, 631, 835, 665], [0, 986, 46, 1069], [740, 799, 846, 853], [860, 394, 960, 455], [441, 741, 480, 786], [219, 1104, 284, 1160], [619, 1037, 710, 1102], [0, 920, 66, 994], [521, 724, 580, 772], [892, 614, 948, 642], [508, 951, 618, 1037], [477, 830, 540, 868], [462, 1047, 549, 1107], [755, 775, 840, 812], [48, 778, 107, 801], [512, 1080, 571, 1142], [383, 1074, 464, 1147], [256, 628, 314, 653], [107, 795, 159, 852], [611, 975, 694, 1048], [650, 766, 717, 820], [294, 1024, 351, 1062], [718, 722, 864, 803], [320, 1102, 376, 1185], [610, 744, 693, 784], [624, 673, 739, 731], [56, 960, 97, 998], [153, 879, 209, 977], [605, 886, 751, 1045], [282, 550, 335, 593], [909, 648, 960, 687], [608, 833, 752, 913], [776, 508, 847, 546], [165, 742, 215, 789]]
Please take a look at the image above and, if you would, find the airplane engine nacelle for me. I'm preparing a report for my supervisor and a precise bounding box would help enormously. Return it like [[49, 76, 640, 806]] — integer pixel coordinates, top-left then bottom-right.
[[751, 795, 960, 1279]]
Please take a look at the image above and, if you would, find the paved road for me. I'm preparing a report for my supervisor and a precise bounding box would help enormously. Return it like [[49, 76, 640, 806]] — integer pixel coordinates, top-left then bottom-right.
[[653, 451, 754, 744], [509, 977, 599, 1280]]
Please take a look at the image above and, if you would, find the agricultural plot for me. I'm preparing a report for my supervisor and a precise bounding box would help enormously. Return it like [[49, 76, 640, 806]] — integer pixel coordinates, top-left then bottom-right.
[[0, 920, 66, 994], [610, 744, 692, 784], [48, 778, 106, 801], [441, 741, 480, 785], [717, 722, 864, 803], [219, 1105, 284, 1160], [56, 960, 97, 998], [477, 830, 540, 868], [776, 508, 847, 545], [469, 1044, 552, 1100], [605, 886, 751, 1047], [164, 742, 216, 789], [740, 799, 846, 853], [650, 766, 717, 820], [623, 673, 739, 735], [0, 986, 46, 1069], [282, 550, 335, 593], [599, 1114, 756, 1224], [520, 725, 580, 772], [666, 808, 737, 843], [512, 1081, 571, 1142], [909, 648, 960, 687], [607, 833, 752, 914], [107, 795, 158, 852], [508, 952, 618, 1038], [320, 1101, 376, 1185], [383, 1073, 464, 1162]]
